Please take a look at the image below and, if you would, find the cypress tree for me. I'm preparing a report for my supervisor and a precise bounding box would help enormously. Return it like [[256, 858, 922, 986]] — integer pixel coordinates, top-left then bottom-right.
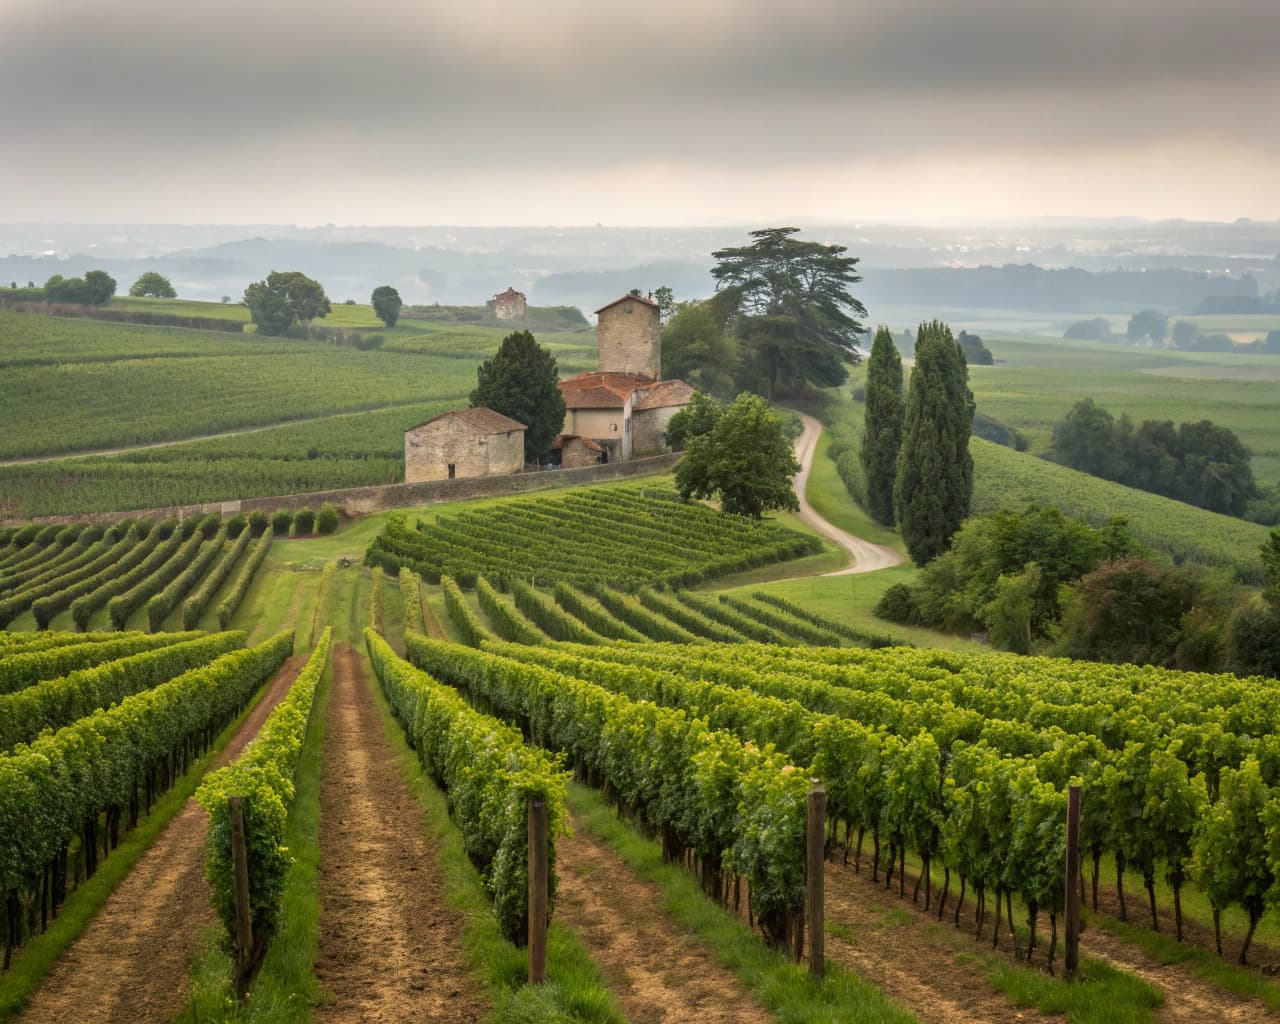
[[859, 326, 904, 525], [894, 321, 974, 565]]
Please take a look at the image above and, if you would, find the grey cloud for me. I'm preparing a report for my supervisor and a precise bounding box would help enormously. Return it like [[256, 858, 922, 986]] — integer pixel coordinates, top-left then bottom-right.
[[1, 0, 1277, 219]]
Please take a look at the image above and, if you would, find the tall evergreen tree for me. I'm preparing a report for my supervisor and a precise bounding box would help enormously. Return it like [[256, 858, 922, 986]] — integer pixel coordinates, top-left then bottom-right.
[[859, 326, 904, 525], [894, 321, 974, 565], [470, 330, 566, 462]]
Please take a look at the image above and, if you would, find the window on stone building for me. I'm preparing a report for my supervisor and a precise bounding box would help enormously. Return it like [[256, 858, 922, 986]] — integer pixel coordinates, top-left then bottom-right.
[[448, 463, 456, 479]]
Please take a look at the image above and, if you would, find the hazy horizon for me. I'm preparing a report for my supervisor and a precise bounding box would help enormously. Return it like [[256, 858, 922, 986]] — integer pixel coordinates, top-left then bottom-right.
[[3, 0, 1278, 225]]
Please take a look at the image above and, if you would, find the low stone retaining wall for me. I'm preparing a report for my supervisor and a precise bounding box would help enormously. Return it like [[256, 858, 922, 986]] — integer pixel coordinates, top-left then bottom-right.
[[5, 453, 683, 527]]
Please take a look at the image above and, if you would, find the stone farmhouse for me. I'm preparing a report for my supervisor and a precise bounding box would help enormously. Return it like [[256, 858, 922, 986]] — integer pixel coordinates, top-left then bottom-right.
[[552, 293, 694, 465], [403, 291, 694, 480], [403, 407, 526, 483], [487, 286, 527, 320]]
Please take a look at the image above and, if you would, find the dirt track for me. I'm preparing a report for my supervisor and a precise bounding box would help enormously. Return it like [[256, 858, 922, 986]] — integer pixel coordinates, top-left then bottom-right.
[[313, 643, 484, 1023], [17, 654, 308, 1024], [792, 413, 905, 576], [556, 819, 770, 1024]]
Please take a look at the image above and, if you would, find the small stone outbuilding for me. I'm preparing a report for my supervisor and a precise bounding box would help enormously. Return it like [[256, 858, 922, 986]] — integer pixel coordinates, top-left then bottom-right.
[[552, 434, 606, 469], [404, 407, 526, 483]]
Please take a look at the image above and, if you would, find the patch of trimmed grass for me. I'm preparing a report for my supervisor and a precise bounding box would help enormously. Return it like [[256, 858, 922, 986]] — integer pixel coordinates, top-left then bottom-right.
[[177, 646, 332, 1023], [567, 781, 918, 1024], [971, 953, 1162, 1024], [0, 673, 282, 1020]]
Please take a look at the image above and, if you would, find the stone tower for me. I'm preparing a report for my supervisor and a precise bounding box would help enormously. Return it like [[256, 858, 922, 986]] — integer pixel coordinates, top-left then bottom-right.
[[594, 293, 660, 379]]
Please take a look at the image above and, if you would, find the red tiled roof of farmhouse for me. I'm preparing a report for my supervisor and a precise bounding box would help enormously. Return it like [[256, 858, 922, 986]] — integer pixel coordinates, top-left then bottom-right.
[[557, 371, 655, 409], [407, 406, 527, 434], [633, 379, 695, 411], [494, 286, 523, 299], [594, 293, 659, 314]]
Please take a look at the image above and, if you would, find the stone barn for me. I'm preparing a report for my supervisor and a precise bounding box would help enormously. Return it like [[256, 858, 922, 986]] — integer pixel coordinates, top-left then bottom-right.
[[404, 407, 526, 483], [487, 287, 527, 320], [595, 293, 660, 378]]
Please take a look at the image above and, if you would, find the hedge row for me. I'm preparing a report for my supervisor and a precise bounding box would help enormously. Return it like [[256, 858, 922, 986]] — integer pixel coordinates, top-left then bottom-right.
[[719, 593, 844, 647], [590, 584, 701, 644], [146, 529, 229, 631], [748, 591, 903, 649], [0, 632, 245, 753], [674, 590, 792, 645], [4, 527, 140, 629], [199, 628, 330, 949], [182, 527, 253, 629], [217, 528, 274, 629], [552, 582, 646, 642], [399, 568, 425, 635], [512, 580, 601, 644], [636, 588, 745, 644], [368, 629, 567, 944], [0, 630, 205, 696], [442, 575, 489, 647], [107, 527, 207, 630], [65, 525, 173, 631], [477, 577, 543, 645], [0, 632, 292, 912]]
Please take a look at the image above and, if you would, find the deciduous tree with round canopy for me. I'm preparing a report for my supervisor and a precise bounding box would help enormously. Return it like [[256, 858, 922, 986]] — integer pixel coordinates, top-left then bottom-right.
[[371, 284, 403, 327], [129, 272, 177, 299]]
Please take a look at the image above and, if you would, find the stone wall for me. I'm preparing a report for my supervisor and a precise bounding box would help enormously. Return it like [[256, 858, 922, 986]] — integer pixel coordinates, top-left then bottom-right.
[[597, 299, 660, 378], [405, 420, 524, 483], [6, 453, 683, 527]]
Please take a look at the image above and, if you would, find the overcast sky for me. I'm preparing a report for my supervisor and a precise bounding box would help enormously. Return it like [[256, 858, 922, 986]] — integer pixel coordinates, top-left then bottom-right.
[[2, 0, 1277, 226]]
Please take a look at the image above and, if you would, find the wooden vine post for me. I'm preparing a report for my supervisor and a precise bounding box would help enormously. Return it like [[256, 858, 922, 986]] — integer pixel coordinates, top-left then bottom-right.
[[527, 794, 548, 985], [807, 781, 826, 980], [229, 796, 254, 999], [1064, 785, 1082, 981]]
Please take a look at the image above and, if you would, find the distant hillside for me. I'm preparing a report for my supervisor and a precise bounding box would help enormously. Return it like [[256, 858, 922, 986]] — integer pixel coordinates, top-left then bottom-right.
[[403, 304, 588, 332]]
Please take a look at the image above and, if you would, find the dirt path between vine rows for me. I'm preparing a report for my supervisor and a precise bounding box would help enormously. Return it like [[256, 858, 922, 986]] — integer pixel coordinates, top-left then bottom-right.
[[17, 653, 308, 1024], [792, 413, 905, 576], [817, 855, 1055, 1024], [829, 851, 1277, 1024], [557, 819, 771, 1024], [314, 643, 485, 1024]]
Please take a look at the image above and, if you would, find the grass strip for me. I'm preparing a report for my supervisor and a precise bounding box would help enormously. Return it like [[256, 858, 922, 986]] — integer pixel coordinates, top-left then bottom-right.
[[0, 670, 282, 1019], [178, 653, 334, 1022], [1091, 913, 1280, 1013], [366, 648, 625, 1024], [566, 781, 917, 1024]]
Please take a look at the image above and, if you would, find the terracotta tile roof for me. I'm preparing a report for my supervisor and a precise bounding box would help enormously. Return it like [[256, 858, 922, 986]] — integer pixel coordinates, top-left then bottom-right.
[[633, 378, 695, 411], [406, 406, 527, 435], [493, 287, 524, 300], [558, 371, 654, 409], [553, 434, 605, 453], [594, 293, 660, 314]]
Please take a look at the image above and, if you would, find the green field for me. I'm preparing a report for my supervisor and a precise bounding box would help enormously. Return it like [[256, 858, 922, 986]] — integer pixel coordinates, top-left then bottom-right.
[[0, 302, 597, 517]]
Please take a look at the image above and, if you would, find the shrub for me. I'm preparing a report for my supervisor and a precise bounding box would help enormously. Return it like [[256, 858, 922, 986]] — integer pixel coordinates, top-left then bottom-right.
[[293, 508, 315, 536], [225, 514, 248, 539], [248, 510, 270, 537], [353, 333, 384, 351], [316, 504, 340, 535], [270, 509, 294, 535], [875, 582, 921, 625]]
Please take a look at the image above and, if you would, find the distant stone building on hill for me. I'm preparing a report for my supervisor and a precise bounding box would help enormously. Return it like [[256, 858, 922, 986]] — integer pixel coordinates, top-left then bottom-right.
[[404, 407, 526, 483], [552, 292, 693, 464], [487, 287, 527, 320]]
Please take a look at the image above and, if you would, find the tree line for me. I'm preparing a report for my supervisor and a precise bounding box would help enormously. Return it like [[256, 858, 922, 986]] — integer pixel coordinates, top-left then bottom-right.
[[1050, 397, 1261, 519]]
